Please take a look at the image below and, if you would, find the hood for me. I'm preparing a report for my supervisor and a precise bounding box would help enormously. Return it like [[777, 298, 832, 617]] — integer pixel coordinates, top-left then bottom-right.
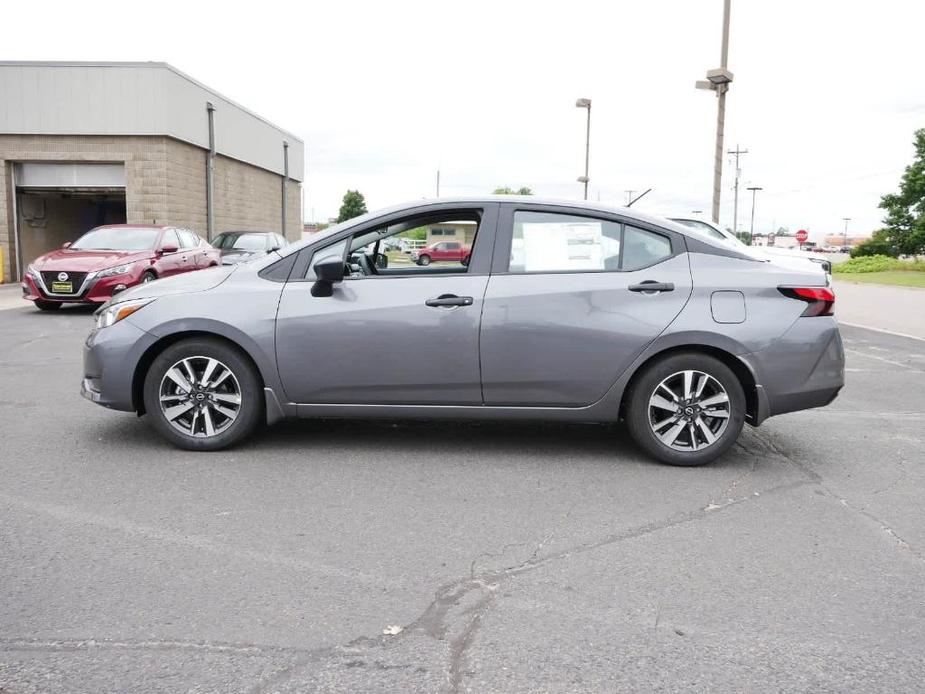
[[106, 264, 237, 305], [30, 248, 150, 273]]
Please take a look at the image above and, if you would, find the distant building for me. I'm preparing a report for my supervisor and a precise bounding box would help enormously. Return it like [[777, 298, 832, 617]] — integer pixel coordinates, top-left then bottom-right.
[[0, 61, 304, 283], [426, 220, 477, 246], [824, 234, 869, 248]]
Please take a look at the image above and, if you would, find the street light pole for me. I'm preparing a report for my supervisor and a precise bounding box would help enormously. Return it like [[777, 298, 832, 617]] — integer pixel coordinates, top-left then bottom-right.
[[696, 0, 734, 225], [842, 217, 851, 251], [575, 98, 591, 200], [747, 186, 762, 245]]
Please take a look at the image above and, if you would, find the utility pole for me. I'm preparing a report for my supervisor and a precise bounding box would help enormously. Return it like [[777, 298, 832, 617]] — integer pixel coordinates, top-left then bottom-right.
[[842, 217, 851, 251], [436, 169, 440, 197], [728, 144, 747, 235], [746, 186, 762, 245], [696, 0, 734, 225]]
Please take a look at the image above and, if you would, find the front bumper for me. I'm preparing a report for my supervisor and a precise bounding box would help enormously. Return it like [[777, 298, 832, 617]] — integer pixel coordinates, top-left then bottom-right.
[[23, 269, 143, 305], [82, 317, 158, 412]]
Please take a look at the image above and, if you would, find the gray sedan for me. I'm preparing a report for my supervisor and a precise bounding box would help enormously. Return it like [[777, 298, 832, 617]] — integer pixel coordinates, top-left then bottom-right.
[[82, 198, 844, 466]]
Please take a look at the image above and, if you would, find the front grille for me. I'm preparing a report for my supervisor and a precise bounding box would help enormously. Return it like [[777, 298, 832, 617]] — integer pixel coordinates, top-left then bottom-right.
[[41, 271, 88, 294]]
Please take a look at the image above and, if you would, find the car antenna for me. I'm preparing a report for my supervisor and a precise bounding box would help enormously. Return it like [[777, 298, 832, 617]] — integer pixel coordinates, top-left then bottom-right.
[[626, 189, 652, 207]]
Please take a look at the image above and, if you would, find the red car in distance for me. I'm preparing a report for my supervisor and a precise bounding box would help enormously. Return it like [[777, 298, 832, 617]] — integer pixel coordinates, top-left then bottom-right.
[[22, 224, 220, 311], [412, 240, 471, 266]]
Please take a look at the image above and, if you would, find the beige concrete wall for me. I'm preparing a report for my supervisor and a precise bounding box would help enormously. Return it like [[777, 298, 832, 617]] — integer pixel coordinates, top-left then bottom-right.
[[0, 134, 301, 281]]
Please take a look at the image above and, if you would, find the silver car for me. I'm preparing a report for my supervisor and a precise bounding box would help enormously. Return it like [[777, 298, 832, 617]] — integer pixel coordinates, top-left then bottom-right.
[[82, 198, 844, 466]]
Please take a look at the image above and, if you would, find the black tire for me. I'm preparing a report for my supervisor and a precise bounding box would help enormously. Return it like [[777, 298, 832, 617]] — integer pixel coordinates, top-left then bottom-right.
[[34, 300, 61, 311], [625, 352, 745, 466], [417, 254, 431, 266], [140, 270, 158, 284], [143, 338, 263, 451]]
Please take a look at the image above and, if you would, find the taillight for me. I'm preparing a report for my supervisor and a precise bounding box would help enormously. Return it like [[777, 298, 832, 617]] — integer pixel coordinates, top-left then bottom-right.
[[778, 286, 835, 317]]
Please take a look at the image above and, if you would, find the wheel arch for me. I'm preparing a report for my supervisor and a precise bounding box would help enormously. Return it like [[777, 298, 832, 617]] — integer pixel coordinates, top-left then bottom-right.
[[132, 330, 265, 414], [619, 343, 761, 425]]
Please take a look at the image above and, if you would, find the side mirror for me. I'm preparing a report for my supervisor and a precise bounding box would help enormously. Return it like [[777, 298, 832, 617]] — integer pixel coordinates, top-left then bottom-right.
[[268, 245, 281, 253], [311, 259, 345, 297], [62, 241, 72, 249], [159, 244, 179, 255]]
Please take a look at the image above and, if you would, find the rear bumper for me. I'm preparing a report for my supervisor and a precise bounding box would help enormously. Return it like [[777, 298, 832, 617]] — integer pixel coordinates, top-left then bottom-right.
[[743, 316, 845, 421]]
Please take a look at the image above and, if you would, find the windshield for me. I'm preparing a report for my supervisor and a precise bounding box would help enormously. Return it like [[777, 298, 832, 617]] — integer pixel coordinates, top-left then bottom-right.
[[71, 227, 160, 251], [214, 233, 268, 251]]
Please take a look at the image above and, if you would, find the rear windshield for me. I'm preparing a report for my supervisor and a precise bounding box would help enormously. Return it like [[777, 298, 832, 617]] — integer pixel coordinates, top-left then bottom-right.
[[214, 233, 268, 251], [71, 227, 160, 251]]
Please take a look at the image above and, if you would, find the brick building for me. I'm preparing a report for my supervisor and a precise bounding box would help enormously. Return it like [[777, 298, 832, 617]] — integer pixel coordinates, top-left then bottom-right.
[[0, 61, 303, 282]]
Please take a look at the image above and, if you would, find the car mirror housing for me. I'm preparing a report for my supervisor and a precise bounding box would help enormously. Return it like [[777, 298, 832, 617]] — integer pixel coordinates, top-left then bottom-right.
[[159, 244, 179, 255], [311, 258, 346, 297], [62, 241, 72, 249]]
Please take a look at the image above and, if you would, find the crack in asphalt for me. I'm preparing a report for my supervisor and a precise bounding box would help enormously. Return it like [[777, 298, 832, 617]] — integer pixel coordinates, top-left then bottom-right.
[[0, 637, 306, 658], [246, 471, 815, 693], [750, 429, 923, 563]]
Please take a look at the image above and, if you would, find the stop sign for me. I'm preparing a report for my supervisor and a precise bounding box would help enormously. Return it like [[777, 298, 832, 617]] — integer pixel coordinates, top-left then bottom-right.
[[796, 229, 809, 244]]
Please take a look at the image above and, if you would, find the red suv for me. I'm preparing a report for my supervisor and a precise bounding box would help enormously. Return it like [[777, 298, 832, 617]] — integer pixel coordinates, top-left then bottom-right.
[[412, 241, 471, 266], [22, 224, 221, 310]]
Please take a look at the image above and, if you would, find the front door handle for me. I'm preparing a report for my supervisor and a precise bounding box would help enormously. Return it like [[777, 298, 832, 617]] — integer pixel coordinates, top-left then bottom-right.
[[425, 294, 474, 308], [628, 281, 674, 293]]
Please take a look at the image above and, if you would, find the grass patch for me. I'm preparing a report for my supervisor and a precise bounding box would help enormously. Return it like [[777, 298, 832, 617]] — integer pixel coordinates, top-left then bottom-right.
[[835, 271, 925, 288], [833, 254, 925, 274]]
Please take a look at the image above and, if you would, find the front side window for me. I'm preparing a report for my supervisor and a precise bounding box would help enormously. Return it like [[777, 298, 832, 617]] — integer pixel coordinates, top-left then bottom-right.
[[304, 211, 481, 279], [160, 229, 181, 250], [508, 211, 672, 273]]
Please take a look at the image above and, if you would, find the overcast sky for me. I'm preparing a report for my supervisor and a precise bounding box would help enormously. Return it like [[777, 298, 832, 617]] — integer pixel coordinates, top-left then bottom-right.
[[6, 1, 923, 240]]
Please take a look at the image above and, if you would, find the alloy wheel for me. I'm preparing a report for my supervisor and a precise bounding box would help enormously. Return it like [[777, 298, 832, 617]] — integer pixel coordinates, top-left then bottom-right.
[[648, 370, 731, 452], [158, 356, 242, 437]]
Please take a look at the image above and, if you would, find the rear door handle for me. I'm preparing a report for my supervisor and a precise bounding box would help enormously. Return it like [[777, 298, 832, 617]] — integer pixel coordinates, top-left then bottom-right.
[[628, 281, 674, 293], [425, 294, 474, 308]]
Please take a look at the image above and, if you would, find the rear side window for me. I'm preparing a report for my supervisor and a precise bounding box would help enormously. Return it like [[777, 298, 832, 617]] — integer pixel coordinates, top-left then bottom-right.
[[507, 211, 672, 273], [622, 226, 673, 271], [509, 211, 623, 273]]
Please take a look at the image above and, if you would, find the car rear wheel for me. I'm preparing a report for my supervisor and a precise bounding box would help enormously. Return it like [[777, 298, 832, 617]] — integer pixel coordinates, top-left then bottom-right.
[[143, 338, 263, 451], [34, 300, 61, 311], [141, 271, 157, 284], [417, 254, 431, 266], [625, 352, 745, 466]]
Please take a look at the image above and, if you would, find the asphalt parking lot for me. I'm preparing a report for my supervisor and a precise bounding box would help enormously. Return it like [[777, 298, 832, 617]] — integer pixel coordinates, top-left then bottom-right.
[[1, 300, 924, 693]]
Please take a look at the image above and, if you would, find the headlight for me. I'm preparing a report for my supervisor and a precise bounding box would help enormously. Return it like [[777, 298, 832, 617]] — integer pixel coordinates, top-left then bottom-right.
[[26, 264, 40, 280], [98, 263, 132, 278], [95, 298, 156, 329]]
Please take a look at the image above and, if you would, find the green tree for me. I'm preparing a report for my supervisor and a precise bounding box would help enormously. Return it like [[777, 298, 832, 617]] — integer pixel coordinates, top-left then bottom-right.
[[336, 190, 368, 223], [851, 229, 898, 258], [493, 186, 534, 195], [878, 128, 925, 256], [735, 231, 753, 245]]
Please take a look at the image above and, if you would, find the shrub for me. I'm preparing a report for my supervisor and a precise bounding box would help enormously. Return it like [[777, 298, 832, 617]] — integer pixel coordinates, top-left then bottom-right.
[[833, 254, 925, 273]]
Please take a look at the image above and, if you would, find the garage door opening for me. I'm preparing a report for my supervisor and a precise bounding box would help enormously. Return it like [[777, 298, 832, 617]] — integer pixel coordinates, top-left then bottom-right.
[[12, 163, 127, 280]]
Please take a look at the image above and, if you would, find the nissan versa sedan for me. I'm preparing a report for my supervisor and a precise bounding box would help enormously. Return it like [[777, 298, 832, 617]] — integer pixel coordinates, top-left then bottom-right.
[[81, 198, 844, 466], [23, 224, 220, 310]]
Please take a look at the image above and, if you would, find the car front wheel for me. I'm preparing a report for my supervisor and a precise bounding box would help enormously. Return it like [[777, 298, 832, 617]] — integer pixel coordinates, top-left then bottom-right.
[[143, 338, 263, 451], [625, 352, 745, 466], [417, 254, 431, 266]]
